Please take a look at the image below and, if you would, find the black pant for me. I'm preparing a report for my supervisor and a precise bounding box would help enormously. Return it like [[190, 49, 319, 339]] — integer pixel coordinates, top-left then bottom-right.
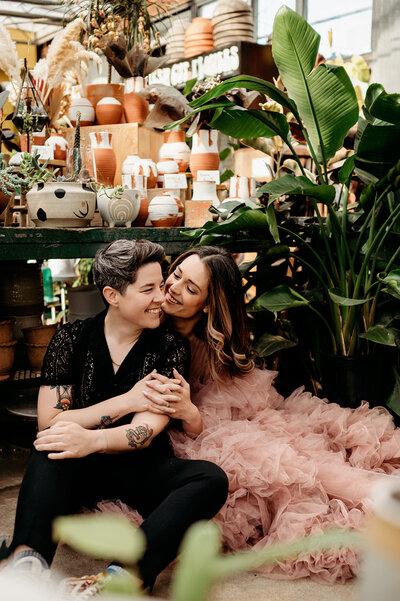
[[9, 446, 228, 587]]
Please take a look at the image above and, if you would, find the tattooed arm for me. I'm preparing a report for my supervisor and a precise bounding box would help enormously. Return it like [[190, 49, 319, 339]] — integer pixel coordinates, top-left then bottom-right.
[[34, 411, 170, 458], [37, 372, 159, 432]]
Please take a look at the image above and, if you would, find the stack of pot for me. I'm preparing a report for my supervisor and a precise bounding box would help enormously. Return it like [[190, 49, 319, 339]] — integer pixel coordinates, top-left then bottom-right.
[[166, 19, 190, 62], [184, 18, 214, 58], [212, 0, 255, 48], [22, 324, 58, 372], [0, 319, 17, 380]]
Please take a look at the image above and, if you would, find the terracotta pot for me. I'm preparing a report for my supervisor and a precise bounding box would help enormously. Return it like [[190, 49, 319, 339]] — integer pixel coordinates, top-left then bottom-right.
[[44, 133, 69, 161], [189, 129, 219, 181], [22, 324, 57, 345], [89, 131, 116, 187], [25, 342, 48, 371], [133, 193, 150, 227], [159, 131, 190, 173], [95, 97, 123, 125], [123, 77, 149, 124], [148, 192, 179, 227], [20, 131, 46, 152], [97, 187, 140, 227], [68, 97, 95, 126], [0, 190, 11, 214], [0, 340, 17, 380], [186, 17, 213, 35], [86, 83, 124, 108], [27, 182, 96, 228], [132, 159, 158, 189], [0, 318, 15, 343]]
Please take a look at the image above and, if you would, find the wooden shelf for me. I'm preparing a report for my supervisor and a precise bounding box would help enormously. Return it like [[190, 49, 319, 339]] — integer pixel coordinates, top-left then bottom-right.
[[0, 227, 194, 260]]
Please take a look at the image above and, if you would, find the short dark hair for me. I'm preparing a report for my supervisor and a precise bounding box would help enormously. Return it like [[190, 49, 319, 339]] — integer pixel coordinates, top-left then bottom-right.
[[93, 239, 165, 299]]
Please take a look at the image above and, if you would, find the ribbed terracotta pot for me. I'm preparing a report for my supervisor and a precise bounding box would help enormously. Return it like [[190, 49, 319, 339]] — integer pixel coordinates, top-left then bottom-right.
[[0, 340, 17, 380], [123, 77, 149, 124], [25, 342, 48, 371], [0, 319, 15, 344], [89, 131, 116, 187], [22, 324, 57, 345], [189, 129, 219, 181]]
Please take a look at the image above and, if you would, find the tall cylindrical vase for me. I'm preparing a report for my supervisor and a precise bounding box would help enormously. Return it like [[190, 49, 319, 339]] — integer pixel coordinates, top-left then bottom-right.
[[189, 129, 219, 181], [89, 131, 116, 187], [123, 77, 149, 124]]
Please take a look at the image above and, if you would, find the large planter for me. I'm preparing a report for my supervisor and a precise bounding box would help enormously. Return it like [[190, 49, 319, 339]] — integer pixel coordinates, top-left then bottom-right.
[[27, 182, 96, 228], [89, 131, 116, 187], [22, 324, 57, 345], [189, 129, 219, 181], [320, 352, 397, 409], [0, 340, 17, 380], [123, 77, 149, 124], [97, 187, 140, 227]]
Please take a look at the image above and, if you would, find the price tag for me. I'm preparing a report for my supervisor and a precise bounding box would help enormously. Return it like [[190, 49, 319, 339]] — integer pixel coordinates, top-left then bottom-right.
[[197, 170, 220, 184], [164, 173, 188, 189], [31, 145, 54, 161]]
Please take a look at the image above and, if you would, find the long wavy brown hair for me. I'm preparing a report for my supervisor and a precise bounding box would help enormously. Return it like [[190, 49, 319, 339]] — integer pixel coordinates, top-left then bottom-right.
[[169, 247, 255, 382]]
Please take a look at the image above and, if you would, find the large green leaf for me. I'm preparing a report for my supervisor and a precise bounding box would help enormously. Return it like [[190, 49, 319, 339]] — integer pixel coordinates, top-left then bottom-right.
[[387, 366, 400, 416], [328, 288, 370, 306], [189, 75, 299, 117], [210, 108, 290, 141], [272, 6, 359, 164], [359, 325, 397, 346], [53, 514, 146, 564], [257, 174, 336, 205], [367, 86, 400, 124], [378, 269, 400, 299], [165, 99, 235, 130], [255, 333, 297, 357], [249, 285, 309, 313]]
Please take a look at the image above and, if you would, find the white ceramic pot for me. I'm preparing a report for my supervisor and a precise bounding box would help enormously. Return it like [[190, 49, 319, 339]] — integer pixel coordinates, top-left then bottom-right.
[[132, 159, 158, 188], [97, 187, 140, 227], [148, 192, 179, 227], [229, 176, 256, 200], [44, 134, 69, 161], [189, 129, 219, 181], [156, 159, 180, 186], [191, 181, 220, 209], [27, 182, 96, 228], [122, 154, 140, 175], [159, 131, 190, 173], [68, 97, 95, 126]]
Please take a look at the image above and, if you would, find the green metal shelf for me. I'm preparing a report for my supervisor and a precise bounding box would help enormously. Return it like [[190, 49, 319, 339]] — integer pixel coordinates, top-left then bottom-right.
[[0, 227, 195, 260]]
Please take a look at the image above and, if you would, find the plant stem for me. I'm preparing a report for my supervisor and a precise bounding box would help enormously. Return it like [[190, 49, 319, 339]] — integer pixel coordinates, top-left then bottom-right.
[[309, 305, 337, 353]]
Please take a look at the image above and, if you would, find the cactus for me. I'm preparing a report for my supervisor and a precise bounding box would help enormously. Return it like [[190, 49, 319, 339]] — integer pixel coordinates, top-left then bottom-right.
[[72, 111, 82, 180]]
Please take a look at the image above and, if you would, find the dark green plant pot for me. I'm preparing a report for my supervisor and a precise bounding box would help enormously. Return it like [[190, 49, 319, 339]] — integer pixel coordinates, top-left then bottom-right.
[[320, 352, 396, 409]]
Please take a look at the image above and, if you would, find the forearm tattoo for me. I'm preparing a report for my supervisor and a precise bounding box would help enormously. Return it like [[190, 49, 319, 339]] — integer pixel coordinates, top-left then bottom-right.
[[51, 385, 73, 411], [125, 424, 153, 449], [97, 415, 119, 429]]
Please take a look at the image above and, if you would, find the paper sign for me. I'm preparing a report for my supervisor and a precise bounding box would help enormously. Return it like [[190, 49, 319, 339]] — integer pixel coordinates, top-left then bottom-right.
[[164, 173, 188, 189], [31, 145, 54, 161], [197, 170, 220, 184]]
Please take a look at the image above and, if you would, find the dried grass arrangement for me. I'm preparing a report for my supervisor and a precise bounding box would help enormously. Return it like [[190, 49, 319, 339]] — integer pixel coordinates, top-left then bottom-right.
[[0, 23, 23, 104]]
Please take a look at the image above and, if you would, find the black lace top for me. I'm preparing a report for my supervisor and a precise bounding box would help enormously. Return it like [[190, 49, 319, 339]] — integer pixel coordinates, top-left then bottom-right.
[[41, 310, 190, 412]]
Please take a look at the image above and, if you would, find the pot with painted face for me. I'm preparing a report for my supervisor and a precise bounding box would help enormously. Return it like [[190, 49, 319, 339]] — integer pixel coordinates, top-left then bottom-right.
[[26, 182, 96, 228]]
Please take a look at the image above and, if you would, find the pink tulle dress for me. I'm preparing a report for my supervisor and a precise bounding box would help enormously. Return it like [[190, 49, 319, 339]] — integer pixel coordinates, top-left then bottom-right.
[[98, 335, 400, 583]]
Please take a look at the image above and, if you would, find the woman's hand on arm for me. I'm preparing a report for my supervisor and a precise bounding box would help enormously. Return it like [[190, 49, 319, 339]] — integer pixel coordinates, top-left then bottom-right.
[[34, 410, 170, 459], [37, 372, 159, 432], [143, 369, 203, 436]]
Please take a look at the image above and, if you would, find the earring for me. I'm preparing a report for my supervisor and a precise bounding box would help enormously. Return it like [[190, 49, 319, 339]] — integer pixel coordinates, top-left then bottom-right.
[[203, 306, 208, 313]]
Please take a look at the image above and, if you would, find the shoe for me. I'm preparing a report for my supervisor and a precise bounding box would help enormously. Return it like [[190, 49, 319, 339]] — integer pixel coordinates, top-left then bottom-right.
[[11, 550, 50, 578], [57, 571, 111, 600]]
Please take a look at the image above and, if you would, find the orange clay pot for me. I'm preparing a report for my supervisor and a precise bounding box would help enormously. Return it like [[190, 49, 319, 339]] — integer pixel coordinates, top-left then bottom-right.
[[25, 342, 48, 371], [123, 77, 149, 124], [95, 97, 122, 125], [89, 131, 116, 187], [86, 83, 124, 108], [189, 129, 219, 181], [0, 318, 15, 344], [0, 340, 17, 380], [22, 324, 57, 346]]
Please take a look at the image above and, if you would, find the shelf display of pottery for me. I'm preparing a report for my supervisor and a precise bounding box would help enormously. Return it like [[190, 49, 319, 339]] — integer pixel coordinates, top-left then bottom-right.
[[212, 0, 255, 48], [184, 18, 214, 58]]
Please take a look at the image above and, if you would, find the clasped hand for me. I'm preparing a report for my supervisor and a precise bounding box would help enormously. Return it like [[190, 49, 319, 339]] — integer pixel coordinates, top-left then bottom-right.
[[34, 422, 100, 459], [143, 369, 193, 420]]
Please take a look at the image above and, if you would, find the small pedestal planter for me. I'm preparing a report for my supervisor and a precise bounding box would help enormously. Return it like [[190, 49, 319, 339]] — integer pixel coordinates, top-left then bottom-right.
[[27, 182, 96, 228]]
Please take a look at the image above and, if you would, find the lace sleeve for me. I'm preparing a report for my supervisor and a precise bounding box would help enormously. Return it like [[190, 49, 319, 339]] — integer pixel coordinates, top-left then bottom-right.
[[158, 329, 190, 380], [41, 323, 79, 385]]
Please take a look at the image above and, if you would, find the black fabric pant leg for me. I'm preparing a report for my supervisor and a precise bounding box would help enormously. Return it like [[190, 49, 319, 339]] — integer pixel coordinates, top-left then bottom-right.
[[9, 447, 101, 564], [116, 456, 229, 588]]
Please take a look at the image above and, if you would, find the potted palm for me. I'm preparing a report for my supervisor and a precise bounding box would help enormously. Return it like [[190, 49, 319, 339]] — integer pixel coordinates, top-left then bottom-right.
[[172, 7, 400, 414]]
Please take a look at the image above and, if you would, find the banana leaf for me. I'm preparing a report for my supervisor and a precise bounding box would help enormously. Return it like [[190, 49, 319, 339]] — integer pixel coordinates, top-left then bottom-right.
[[209, 107, 290, 142], [257, 174, 336, 205], [272, 6, 359, 165]]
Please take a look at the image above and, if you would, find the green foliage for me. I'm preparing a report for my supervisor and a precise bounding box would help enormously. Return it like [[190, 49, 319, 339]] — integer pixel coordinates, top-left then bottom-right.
[[19, 151, 56, 191]]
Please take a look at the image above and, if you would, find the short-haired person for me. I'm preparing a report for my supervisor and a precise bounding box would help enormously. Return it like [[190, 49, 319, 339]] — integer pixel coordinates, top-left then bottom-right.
[[3, 240, 228, 591]]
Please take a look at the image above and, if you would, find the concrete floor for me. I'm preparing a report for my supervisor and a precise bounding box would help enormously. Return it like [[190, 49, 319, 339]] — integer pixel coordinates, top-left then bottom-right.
[[0, 448, 359, 601]]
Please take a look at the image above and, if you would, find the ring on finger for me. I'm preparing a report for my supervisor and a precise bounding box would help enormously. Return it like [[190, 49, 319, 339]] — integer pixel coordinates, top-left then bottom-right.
[[166, 402, 170, 408]]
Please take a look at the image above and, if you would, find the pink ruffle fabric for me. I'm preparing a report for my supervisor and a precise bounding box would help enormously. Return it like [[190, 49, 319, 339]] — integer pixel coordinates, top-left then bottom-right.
[[96, 336, 400, 583], [168, 336, 400, 583]]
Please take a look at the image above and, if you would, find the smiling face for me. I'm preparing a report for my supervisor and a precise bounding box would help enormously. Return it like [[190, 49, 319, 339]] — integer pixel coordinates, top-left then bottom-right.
[[162, 254, 210, 320], [112, 261, 165, 330]]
